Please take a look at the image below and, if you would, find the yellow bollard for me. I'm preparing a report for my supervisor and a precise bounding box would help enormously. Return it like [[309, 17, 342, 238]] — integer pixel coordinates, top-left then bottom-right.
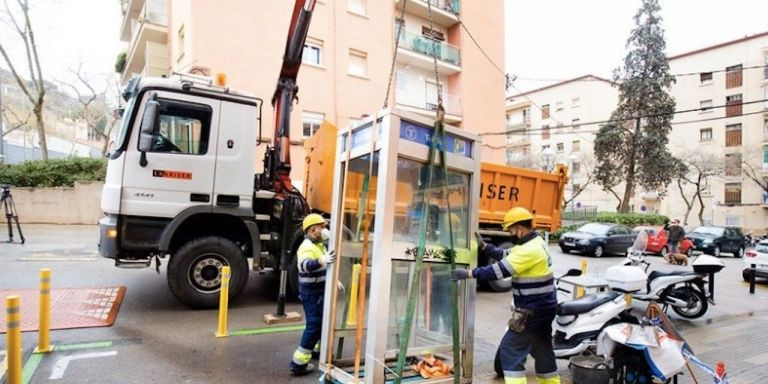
[[36, 268, 52, 353], [625, 293, 632, 307], [345, 264, 361, 327], [577, 259, 587, 298], [215, 266, 231, 337], [6, 295, 22, 384]]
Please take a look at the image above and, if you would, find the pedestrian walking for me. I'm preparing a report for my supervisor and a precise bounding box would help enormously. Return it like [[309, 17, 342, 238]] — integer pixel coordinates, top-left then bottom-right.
[[289, 213, 336, 376], [664, 219, 685, 258], [452, 207, 560, 384]]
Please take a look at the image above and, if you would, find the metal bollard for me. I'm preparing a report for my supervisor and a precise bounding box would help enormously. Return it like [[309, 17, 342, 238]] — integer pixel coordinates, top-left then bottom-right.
[[6, 295, 22, 384], [346, 264, 361, 327], [215, 266, 231, 337], [577, 259, 587, 298], [750, 264, 756, 294], [36, 268, 52, 353]]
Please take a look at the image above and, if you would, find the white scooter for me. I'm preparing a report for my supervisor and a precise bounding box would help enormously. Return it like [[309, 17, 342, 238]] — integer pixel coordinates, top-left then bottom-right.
[[494, 269, 637, 376], [609, 231, 726, 319]]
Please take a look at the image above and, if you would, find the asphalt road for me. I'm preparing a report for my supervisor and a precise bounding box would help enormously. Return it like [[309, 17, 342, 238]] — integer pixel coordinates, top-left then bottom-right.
[[1, 225, 766, 383]]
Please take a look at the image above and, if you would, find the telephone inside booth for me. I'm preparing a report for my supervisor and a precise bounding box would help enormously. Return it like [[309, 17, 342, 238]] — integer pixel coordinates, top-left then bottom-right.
[[320, 109, 481, 383]]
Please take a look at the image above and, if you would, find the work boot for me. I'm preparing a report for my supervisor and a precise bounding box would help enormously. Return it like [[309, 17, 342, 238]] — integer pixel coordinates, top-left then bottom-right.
[[290, 363, 316, 377], [312, 350, 320, 360]]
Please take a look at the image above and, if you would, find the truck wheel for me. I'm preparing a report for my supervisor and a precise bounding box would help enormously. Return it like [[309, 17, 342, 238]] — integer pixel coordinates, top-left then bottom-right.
[[485, 241, 513, 292], [167, 236, 248, 308]]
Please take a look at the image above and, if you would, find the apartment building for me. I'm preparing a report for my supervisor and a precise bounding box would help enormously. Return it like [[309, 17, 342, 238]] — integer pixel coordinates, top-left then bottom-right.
[[505, 75, 620, 212], [120, 0, 169, 84], [662, 32, 768, 232], [118, 0, 506, 190]]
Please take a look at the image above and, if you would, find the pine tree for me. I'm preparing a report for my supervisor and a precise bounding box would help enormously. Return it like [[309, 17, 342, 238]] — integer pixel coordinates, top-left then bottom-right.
[[594, 0, 677, 212]]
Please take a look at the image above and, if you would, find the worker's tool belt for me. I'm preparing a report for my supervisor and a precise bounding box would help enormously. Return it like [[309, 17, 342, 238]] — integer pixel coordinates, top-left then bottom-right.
[[508, 308, 534, 332]]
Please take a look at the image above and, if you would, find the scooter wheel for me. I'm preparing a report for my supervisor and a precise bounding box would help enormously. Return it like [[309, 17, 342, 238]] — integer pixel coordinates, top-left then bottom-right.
[[670, 287, 708, 319]]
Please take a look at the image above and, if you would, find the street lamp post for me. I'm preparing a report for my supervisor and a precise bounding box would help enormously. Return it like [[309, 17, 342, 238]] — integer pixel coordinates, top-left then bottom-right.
[[542, 147, 555, 173]]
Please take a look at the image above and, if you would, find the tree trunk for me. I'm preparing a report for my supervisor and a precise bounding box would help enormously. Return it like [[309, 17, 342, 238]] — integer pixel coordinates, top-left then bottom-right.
[[696, 190, 706, 225], [33, 100, 47, 160], [619, 117, 642, 213], [677, 179, 693, 226]]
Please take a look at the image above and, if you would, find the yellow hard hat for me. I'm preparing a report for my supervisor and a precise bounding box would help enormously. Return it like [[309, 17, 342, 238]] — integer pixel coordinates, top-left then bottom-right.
[[502, 207, 533, 230], [302, 213, 326, 232]]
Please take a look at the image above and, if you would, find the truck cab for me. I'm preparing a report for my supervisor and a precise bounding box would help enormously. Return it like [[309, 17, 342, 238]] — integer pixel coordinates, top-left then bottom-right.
[[99, 75, 285, 308]]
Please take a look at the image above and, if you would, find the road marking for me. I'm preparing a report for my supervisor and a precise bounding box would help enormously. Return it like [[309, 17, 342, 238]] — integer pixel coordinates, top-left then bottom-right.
[[49, 351, 117, 380], [228, 324, 305, 337], [18, 257, 98, 262], [55, 341, 113, 351], [1, 350, 6, 381], [23, 353, 44, 384]]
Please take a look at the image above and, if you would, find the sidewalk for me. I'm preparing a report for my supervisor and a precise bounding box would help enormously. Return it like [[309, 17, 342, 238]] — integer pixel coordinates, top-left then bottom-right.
[[473, 310, 768, 383]]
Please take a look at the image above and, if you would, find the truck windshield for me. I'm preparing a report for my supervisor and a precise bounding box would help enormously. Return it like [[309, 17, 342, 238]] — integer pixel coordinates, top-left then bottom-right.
[[110, 96, 136, 155]]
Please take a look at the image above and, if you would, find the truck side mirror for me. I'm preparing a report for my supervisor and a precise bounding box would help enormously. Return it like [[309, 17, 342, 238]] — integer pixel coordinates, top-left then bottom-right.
[[138, 93, 159, 166]]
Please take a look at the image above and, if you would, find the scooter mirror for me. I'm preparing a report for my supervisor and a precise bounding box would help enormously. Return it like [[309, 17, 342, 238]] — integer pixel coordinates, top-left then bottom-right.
[[565, 268, 582, 277]]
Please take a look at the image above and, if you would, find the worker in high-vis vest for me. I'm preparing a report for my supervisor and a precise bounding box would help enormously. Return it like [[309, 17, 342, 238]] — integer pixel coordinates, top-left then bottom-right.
[[289, 213, 336, 376], [452, 207, 560, 384]]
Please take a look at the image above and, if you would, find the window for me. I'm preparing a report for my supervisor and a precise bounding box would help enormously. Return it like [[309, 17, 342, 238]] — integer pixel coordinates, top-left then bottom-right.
[[573, 183, 582, 195], [542, 125, 550, 140], [725, 216, 741, 227], [699, 99, 713, 112], [396, 70, 407, 90], [764, 86, 768, 109], [699, 72, 713, 84], [572, 140, 581, 152], [348, 49, 367, 77], [421, 26, 445, 41], [572, 118, 580, 130], [725, 153, 742, 176], [302, 38, 323, 66], [541, 144, 550, 151], [764, 117, 768, 141], [556, 101, 564, 112], [150, 99, 211, 155], [522, 145, 530, 156], [556, 142, 564, 152], [522, 108, 530, 124], [725, 64, 743, 88], [725, 124, 742, 147], [572, 162, 581, 174], [726, 94, 742, 117], [302, 111, 325, 138], [764, 53, 768, 79], [724, 183, 742, 205], [700, 128, 713, 141], [571, 97, 580, 108], [541, 104, 550, 119], [763, 146, 768, 165], [348, 0, 366, 15]]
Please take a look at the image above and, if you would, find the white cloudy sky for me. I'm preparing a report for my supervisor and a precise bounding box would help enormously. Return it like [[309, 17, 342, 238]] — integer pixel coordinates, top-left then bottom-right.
[[1, 0, 767, 96], [504, 0, 768, 93]]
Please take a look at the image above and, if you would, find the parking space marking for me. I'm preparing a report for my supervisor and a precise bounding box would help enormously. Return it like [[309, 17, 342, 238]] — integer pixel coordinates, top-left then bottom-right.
[[228, 324, 305, 337], [23, 353, 44, 384], [1, 350, 6, 380], [49, 351, 117, 380]]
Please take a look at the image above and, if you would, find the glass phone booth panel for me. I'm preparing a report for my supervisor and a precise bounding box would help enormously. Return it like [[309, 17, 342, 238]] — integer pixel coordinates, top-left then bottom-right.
[[321, 109, 481, 384]]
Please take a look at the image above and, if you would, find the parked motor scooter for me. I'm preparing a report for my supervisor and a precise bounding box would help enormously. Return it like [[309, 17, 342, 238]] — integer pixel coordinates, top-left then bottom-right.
[[610, 231, 726, 319], [494, 268, 637, 377]]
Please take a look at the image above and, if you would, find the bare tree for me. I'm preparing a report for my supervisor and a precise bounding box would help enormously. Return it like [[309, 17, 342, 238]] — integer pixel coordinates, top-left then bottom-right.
[[0, 0, 48, 159], [742, 147, 768, 204], [58, 65, 117, 156], [674, 151, 723, 226], [0, 103, 31, 137], [563, 153, 598, 209]]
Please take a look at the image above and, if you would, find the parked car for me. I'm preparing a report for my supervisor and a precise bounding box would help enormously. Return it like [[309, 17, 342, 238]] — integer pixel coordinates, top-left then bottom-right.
[[684, 226, 747, 258], [559, 222, 637, 257], [632, 226, 669, 256], [743, 240, 768, 281]]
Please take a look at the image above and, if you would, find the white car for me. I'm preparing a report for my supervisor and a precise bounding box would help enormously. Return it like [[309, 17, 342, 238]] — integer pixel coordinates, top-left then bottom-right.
[[743, 240, 768, 281]]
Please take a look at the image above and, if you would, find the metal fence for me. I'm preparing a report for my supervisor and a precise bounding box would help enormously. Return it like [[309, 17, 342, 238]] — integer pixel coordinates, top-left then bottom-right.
[[562, 205, 598, 223]]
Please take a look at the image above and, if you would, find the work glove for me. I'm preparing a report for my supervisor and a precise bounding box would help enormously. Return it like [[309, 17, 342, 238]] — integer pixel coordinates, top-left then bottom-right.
[[451, 269, 473, 280], [319, 250, 336, 266], [337, 280, 345, 293], [475, 231, 486, 251]]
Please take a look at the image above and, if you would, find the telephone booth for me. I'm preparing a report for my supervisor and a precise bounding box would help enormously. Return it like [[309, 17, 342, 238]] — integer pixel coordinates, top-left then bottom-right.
[[320, 109, 481, 383]]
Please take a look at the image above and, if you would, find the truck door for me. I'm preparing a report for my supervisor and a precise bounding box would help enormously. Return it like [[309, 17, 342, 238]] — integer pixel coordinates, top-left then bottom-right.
[[121, 91, 220, 218]]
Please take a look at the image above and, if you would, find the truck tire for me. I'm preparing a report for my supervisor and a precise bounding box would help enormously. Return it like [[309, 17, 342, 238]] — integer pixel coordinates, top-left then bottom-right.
[[167, 236, 249, 308], [484, 241, 513, 292]]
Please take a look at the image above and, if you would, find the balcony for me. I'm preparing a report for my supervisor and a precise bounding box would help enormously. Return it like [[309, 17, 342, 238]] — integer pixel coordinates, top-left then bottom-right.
[[121, 0, 168, 83], [394, 0, 459, 27], [396, 29, 461, 75], [395, 88, 462, 123]]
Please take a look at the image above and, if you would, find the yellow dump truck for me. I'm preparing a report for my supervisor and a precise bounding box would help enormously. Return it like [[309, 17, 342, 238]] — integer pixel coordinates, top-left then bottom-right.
[[304, 121, 568, 292]]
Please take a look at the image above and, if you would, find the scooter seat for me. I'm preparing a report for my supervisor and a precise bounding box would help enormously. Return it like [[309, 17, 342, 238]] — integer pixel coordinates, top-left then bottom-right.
[[557, 291, 620, 316], [648, 270, 698, 282]]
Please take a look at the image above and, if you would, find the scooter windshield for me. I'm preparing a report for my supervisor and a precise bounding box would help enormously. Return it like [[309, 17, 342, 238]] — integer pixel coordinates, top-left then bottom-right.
[[631, 230, 648, 253]]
